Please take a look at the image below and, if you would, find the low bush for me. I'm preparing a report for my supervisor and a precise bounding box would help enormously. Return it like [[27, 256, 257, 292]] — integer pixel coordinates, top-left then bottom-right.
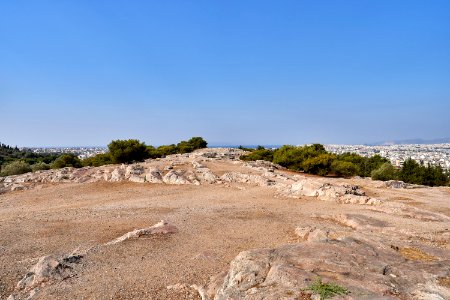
[[399, 158, 448, 186], [51, 154, 82, 169], [371, 162, 398, 181], [336, 153, 389, 177], [0, 161, 32, 176], [82, 137, 209, 167], [108, 139, 148, 164], [302, 153, 336, 176], [331, 160, 359, 177], [305, 278, 349, 300], [82, 153, 113, 167], [240, 147, 274, 161], [31, 162, 51, 172]]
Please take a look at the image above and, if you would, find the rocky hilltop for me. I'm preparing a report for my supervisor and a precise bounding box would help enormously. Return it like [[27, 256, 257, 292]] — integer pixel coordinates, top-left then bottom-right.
[[1, 148, 449, 299]]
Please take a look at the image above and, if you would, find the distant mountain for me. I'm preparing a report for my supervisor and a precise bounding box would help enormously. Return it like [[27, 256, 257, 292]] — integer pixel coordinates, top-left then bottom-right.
[[366, 138, 450, 146]]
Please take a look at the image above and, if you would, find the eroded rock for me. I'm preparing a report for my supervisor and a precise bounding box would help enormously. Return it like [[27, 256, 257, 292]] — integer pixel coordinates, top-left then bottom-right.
[[9, 254, 82, 300], [205, 239, 450, 299], [163, 170, 192, 185], [106, 220, 178, 245]]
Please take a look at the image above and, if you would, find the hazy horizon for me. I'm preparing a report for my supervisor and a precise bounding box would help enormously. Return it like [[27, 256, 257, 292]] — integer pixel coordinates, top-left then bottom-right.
[[6, 137, 450, 149], [1, 1, 449, 146]]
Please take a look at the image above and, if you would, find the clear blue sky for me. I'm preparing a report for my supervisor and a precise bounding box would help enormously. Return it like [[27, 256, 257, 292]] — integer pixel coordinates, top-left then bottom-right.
[[1, 1, 449, 146]]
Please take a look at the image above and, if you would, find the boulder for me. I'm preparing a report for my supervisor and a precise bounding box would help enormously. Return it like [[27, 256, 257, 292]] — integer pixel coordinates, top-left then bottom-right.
[[110, 167, 125, 182], [163, 170, 192, 185], [385, 180, 410, 189], [205, 239, 450, 299], [197, 170, 219, 184], [10, 254, 82, 300], [125, 164, 145, 178], [145, 168, 163, 183]]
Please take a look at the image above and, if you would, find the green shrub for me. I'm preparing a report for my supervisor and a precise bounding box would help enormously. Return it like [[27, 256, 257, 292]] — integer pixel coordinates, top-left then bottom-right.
[[421, 165, 448, 187], [0, 160, 32, 176], [82, 153, 113, 167], [302, 153, 336, 176], [51, 154, 82, 169], [155, 144, 178, 157], [108, 139, 148, 164], [31, 162, 50, 172], [331, 160, 359, 177], [176, 141, 195, 154], [185, 137, 207, 150], [240, 148, 274, 162], [238, 145, 254, 151], [371, 162, 397, 181], [364, 155, 389, 177], [272, 145, 306, 170], [305, 278, 349, 300], [273, 144, 327, 171], [176, 137, 208, 154], [398, 159, 448, 186], [399, 159, 423, 184], [336, 153, 389, 177]]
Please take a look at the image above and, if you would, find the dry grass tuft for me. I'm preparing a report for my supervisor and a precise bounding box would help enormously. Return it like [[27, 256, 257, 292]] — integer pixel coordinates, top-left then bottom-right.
[[399, 247, 437, 261]]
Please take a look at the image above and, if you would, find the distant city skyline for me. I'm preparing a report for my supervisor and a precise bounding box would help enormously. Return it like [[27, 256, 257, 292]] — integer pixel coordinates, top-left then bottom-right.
[[1, 1, 449, 147]]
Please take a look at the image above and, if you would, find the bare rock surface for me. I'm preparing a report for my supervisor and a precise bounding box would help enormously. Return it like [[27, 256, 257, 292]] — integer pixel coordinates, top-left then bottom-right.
[[207, 238, 450, 300], [8, 254, 82, 300], [106, 220, 178, 245]]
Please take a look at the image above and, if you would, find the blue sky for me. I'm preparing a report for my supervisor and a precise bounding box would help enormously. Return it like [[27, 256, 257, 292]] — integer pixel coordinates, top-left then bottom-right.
[[1, 1, 449, 146]]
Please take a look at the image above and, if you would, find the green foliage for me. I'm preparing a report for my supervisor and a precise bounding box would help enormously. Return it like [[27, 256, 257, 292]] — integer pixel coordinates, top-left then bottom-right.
[[108, 139, 148, 164], [240, 147, 274, 162], [238, 145, 254, 151], [399, 158, 448, 186], [421, 165, 448, 187], [371, 162, 398, 181], [82, 153, 113, 167], [331, 160, 359, 177], [176, 137, 208, 154], [272, 145, 306, 170], [83, 137, 209, 166], [185, 137, 208, 150], [399, 159, 423, 185], [303, 153, 336, 176], [336, 153, 389, 177], [272, 144, 327, 171], [305, 278, 349, 300], [239, 144, 448, 186], [0, 160, 32, 176], [0, 142, 60, 168], [51, 154, 82, 169], [155, 144, 178, 157], [365, 155, 390, 177], [31, 162, 50, 172]]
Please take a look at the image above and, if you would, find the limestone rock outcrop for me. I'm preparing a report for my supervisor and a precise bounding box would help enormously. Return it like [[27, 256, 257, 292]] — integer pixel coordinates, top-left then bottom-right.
[[106, 220, 178, 245], [201, 238, 450, 300], [8, 254, 82, 300]]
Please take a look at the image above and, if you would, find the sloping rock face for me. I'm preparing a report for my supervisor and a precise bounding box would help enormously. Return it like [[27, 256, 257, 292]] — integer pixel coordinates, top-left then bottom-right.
[[8, 255, 82, 300], [203, 238, 450, 300]]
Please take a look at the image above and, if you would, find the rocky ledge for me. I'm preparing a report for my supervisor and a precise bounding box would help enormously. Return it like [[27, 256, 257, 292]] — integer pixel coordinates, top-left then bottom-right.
[[0, 148, 381, 206]]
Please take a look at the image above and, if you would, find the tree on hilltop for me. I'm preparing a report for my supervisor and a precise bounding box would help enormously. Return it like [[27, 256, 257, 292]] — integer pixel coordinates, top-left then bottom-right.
[[108, 139, 148, 164]]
